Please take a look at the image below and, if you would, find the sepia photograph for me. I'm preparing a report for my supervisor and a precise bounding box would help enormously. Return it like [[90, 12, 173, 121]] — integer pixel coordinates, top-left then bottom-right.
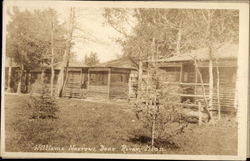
[[1, 0, 249, 159]]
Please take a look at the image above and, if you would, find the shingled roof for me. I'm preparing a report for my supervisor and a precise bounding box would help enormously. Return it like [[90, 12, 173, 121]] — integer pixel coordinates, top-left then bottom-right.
[[49, 61, 87, 70], [157, 43, 238, 62], [93, 57, 138, 70]]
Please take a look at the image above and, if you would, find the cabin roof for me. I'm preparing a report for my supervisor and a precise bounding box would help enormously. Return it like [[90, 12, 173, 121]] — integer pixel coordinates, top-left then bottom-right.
[[54, 61, 87, 69], [93, 57, 138, 70], [157, 43, 238, 62]]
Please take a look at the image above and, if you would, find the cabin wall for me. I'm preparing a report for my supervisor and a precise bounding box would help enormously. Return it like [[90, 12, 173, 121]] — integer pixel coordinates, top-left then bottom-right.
[[63, 69, 82, 98], [110, 71, 129, 99], [87, 70, 109, 99], [159, 67, 181, 82], [195, 67, 237, 112], [155, 61, 237, 113], [5, 67, 25, 93], [5, 66, 137, 100], [182, 63, 195, 83], [129, 70, 138, 99], [29, 69, 60, 94]]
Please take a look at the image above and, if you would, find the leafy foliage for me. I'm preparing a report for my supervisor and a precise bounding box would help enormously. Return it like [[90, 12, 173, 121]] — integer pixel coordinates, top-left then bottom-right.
[[6, 7, 66, 69], [103, 8, 239, 63], [26, 83, 59, 119], [84, 52, 100, 66], [132, 64, 189, 147]]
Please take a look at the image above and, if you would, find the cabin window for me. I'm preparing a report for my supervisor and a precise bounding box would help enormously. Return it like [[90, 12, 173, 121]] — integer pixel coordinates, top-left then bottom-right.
[[159, 67, 180, 82], [89, 71, 108, 85], [111, 73, 129, 84], [198, 68, 209, 83], [44, 72, 51, 84], [220, 67, 237, 84], [197, 67, 235, 85]]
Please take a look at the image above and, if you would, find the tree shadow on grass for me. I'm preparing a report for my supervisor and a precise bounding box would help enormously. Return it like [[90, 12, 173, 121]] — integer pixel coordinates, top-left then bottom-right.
[[128, 135, 179, 149]]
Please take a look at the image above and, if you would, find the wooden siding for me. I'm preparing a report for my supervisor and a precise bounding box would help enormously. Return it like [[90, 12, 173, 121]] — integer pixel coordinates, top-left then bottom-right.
[[194, 67, 236, 112], [87, 85, 109, 99], [129, 70, 138, 99], [158, 62, 237, 112], [63, 70, 82, 98], [110, 72, 129, 99], [6, 66, 138, 101]]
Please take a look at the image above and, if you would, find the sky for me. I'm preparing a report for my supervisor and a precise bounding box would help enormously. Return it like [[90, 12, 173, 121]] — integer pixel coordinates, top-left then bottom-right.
[[4, 4, 129, 63], [67, 8, 124, 63]]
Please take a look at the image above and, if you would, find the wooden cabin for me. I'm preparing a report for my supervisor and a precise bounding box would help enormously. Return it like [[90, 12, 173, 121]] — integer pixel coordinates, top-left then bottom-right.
[[5, 57, 138, 100], [152, 43, 238, 113], [4, 57, 23, 93], [63, 57, 138, 100]]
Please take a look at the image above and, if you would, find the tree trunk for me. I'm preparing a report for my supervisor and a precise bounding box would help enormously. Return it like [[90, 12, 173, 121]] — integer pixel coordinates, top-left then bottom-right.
[[215, 58, 221, 120], [56, 50, 66, 97], [194, 59, 212, 121], [50, 17, 55, 96], [151, 38, 158, 147], [207, 10, 214, 122], [56, 8, 75, 97], [27, 72, 31, 93], [50, 63, 55, 96], [176, 25, 182, 55], [41, 69, 45, 84], [137, 55, 143, 100], [6, 58, 13, 92], [151, 113, 156, 147], [17, 64, 24, 94], [61, 60, 69, 96], [208, 53, 214, 122]]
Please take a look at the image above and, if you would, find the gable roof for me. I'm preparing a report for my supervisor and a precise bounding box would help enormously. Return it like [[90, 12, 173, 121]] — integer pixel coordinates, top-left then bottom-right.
[[93, 57, 138, 70], [52, 61, 87, 69], [157, 43, 238, 62]]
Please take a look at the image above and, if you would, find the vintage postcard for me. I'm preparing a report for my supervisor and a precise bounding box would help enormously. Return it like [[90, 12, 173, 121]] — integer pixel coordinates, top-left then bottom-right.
[[1, 0, 249, 160]]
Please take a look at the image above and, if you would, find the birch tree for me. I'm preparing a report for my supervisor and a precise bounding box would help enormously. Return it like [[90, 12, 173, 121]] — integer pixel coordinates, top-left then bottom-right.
[[197, 9, 239, 121], [33, 8, 66, 96], [50, 14, 55, 96], [6, 7, 44, 93], [6, 7, 66, 94], [56, 7, 76, 97], [56, 8, 104, 97]]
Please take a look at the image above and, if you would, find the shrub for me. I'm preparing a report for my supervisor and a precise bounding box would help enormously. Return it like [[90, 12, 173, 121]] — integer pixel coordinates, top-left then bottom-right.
[[132, 66, 189, 148], [26, 83, 59, 119]]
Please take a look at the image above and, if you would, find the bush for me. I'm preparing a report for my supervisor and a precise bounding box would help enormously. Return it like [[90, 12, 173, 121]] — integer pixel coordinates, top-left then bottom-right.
[[26, 83, 59, 119], [132, 67, 189, 147]]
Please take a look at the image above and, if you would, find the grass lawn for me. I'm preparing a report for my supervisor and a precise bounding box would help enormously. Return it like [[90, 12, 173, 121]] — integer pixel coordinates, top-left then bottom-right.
[[4, 94, 238, 155]]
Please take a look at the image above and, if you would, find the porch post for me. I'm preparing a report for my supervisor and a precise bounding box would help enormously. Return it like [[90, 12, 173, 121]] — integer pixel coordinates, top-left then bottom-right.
[[6, 58, 13, 92], [234, 67, 239, 110], [87, 69, 90, 88], [41, 69, 45, 84], [195, 65, 198, 96], [107, 68, 111, 100], [179, 64, 183, 82], [128, 71, 131, 99]]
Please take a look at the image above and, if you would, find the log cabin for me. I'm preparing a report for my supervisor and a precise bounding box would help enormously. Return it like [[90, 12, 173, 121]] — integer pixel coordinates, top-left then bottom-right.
[[4, 57, 22, 92], [63, 57, 138, 100], [5, 57, 138, 100], [150, 43, 239, 113]]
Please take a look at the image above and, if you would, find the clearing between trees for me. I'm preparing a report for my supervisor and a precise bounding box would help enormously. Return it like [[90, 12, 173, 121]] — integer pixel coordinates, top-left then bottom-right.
[[5, 94, 237, 155]]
